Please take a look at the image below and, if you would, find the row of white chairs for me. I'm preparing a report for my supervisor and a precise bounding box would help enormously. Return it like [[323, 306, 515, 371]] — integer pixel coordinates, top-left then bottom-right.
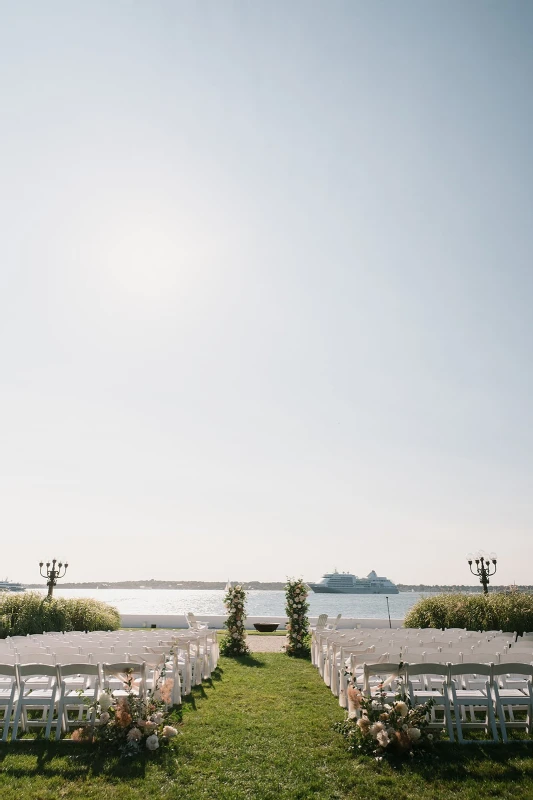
[[0, 658, 176, 742], [1, 627, 219, 673], [0, 629, 220, 706], [312, 627, 532, 703], [354, 660, 533, 743]]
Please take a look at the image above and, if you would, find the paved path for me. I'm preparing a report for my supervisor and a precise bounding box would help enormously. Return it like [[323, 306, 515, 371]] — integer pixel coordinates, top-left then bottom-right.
[[247, 635, 286, 652]]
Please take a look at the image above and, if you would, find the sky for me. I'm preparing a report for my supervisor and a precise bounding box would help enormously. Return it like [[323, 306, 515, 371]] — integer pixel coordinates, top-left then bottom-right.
[[1, 1, 532, 586]]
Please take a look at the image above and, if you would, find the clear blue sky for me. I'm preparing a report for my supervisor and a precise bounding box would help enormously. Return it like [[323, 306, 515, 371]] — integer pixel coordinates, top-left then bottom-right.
[[1, 1, 532, 584]]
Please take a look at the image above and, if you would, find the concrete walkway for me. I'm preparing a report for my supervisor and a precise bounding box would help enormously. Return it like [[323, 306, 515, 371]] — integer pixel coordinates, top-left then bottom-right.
[[247, 635, 286, 653]]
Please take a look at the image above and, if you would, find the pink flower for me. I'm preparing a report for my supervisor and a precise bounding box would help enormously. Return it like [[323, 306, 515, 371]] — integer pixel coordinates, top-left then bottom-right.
[[160, 680, 174, 704]]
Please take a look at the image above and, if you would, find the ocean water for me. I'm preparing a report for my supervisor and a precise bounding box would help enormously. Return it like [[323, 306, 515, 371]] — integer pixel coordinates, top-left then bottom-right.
[[37, 588, 442, 619]]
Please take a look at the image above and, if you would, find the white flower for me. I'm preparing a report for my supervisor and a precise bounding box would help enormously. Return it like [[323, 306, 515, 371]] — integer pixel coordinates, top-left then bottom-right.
[[146, 734, 160, 751], [98, 712, 110, 725], [162, 725, 178, 738], [151, 712, 164, 724], [98, 692, 113, 712], [408, 727, 421, 741], [127, 727, 142, 742], [371, 700, 382, 711], [394, 701, 409, 718], [377, 730, 389, 747], [370, 722, 384, 738], [427, 733, 434, 741]]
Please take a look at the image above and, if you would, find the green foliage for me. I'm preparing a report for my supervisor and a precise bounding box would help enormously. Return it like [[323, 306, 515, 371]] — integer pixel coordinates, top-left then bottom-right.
[[0, 592, 120, 637], [404, 591, 533, 635], [219, 584, 250, 657], [284, 577, 311, 658]]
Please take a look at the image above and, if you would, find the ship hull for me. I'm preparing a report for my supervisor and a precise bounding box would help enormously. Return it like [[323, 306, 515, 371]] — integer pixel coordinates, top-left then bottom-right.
[[308, 585, 399, 594]]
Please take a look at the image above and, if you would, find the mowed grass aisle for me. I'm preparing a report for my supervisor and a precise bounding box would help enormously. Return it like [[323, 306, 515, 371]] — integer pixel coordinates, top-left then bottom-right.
[[1, 654, 533, 799]]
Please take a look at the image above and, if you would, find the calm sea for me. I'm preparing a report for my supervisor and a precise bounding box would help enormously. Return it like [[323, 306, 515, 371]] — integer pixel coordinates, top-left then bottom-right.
[[37, 588, 443, 620]]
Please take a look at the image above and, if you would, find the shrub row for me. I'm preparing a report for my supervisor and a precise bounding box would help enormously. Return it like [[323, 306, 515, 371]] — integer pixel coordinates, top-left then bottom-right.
[[404, 592, 533, 635], [0, 592, 120, 637]]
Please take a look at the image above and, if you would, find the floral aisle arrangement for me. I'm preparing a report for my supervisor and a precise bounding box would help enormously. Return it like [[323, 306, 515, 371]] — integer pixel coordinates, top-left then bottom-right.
[[334, 681, 437, 761], [220, 583, 250, 657], [284, 578, 311, 658], [73, 668, 179, 758]]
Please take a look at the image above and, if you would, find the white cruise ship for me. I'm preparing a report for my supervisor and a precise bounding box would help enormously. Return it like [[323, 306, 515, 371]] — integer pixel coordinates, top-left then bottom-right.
[[307, 569, 399, 594], [0, 580, 25, 592]]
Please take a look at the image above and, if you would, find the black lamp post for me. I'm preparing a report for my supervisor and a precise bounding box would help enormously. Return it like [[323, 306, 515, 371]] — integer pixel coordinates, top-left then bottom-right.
[[467, 551, 497, 595], [39, 559, 68, 598]]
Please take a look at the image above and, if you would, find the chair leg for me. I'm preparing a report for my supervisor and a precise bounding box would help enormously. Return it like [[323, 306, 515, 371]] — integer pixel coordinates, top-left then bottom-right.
[[171, 671, 182, 706], [498, 700, 509, 744], [338, 672, 348, 709], [11, 699, 23, 742], [450, 687, 464, 743], [55, 698, 64, 741], [443, 693, 455, 742], [487, 699, 499, 742], [45, 700, 55, 740], [454, 708, 464, 744], [1, 699, 13, 742]]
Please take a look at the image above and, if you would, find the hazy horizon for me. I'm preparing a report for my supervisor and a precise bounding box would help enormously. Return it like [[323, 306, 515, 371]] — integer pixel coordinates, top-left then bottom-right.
[[2, 2, 532, 586]]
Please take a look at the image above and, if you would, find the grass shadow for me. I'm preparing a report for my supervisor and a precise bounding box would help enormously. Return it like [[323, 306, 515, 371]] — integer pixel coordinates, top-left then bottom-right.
[[233, 654, 266, 668], [0, 741, 147, 779], [395, 742, 533, 781]]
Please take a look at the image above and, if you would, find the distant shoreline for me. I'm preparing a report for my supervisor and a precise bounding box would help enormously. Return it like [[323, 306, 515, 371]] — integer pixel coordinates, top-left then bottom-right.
[[23, 581, 533, 592]]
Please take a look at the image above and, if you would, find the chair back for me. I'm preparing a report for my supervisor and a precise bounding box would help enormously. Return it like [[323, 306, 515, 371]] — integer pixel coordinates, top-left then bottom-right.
[[363, 662, 403, 695], [59, 663, 99, 678], [103, 662, 146, 697]]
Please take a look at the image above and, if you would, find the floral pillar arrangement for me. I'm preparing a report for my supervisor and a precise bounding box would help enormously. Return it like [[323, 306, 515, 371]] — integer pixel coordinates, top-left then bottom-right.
[[220, 583, 250, 657], [284, 578, 311, 658]]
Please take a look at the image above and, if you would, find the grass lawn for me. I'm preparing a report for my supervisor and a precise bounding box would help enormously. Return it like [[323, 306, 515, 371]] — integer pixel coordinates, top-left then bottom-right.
[[1, 654, 533, 799]]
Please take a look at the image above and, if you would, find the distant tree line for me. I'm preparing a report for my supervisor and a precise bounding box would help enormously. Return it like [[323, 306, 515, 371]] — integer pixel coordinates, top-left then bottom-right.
[[24, 580, 533, 592]]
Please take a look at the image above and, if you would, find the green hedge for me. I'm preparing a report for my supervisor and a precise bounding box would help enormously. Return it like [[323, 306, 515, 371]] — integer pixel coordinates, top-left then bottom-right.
[[0, 592, 120, 637], [404, 592, 533, 636]]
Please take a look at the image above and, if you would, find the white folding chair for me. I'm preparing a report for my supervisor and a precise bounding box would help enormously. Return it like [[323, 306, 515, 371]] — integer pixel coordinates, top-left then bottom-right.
[[363, 662, 405, 700], [447, 663, 498, 743], [186, 613, 209, 630], [0, 665, 18, 742], [127, 653, 166, 692], [56, 663, 100, 740], [12, 664, 60, 740], [406, 662, 454, 740], [491, 663, 533, 743], [102, 662, 146, 699]]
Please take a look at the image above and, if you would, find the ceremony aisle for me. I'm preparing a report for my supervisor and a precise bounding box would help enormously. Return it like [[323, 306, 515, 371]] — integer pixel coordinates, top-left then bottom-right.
[[0, 655, 533, 799]]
